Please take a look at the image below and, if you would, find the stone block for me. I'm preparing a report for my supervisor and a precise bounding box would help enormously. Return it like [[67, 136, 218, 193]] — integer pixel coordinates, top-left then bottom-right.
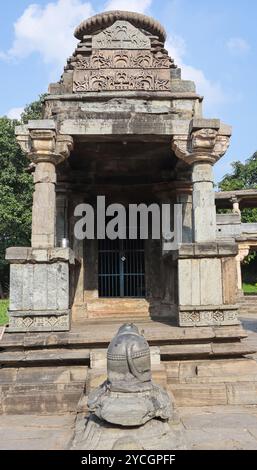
[[222, 257, 238, 305], [161, 343, 212, 359], [16, 367, 71, 384], [30, 249, 48, 262], [152, 364, 168, 388], [90, 349, 107, 369], [8, 259, 71, 332], [2, 390, 82, 414], [194, 243, 218, 256], [5, 247, 29, 262], [150, 346, 161, 366], [171, 80, 196, 93], [218, 242, 238, 256], [211, 342, 256, 356], [70, 366, 88, 383], [164, 362, 180, 383], [190, 118, 220, 132], [33, 264, 48, 310], [178, 257, 223, 308], [196, 358, 257, 378], [170, 383, 227, 406], [27, 120, 56, 130], [200, 258, 223, 305], [227, 382, 257, 405], [0, 369, 18, 384], [9, 264, 23, 310]]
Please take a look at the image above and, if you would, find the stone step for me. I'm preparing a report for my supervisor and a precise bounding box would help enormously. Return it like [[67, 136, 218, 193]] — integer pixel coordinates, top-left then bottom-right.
[[0, 348, 90, 366], [0, 322, 247, 350], [239, 295, 257, 303], [0, 365, 88, 414], [166, 356, 257, 406], [169, 381, 257, 407], [160, 340, 256, 359], [85, 298, 150, 319]]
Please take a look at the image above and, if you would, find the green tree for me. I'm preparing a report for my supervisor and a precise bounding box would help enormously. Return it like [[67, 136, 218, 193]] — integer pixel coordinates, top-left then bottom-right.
[[0, 96, 45, 292], [219, 152, 257, 223], [21, 94, 46, 123]]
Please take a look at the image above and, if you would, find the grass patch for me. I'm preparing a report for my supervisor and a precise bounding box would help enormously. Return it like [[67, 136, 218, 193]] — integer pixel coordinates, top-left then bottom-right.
[[243, 283, 257, 295], [0, 299, 9, 326]]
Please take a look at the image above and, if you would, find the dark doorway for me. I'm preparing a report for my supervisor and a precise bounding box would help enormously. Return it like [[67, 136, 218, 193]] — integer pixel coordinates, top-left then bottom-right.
[[98, 239, 145, 297]]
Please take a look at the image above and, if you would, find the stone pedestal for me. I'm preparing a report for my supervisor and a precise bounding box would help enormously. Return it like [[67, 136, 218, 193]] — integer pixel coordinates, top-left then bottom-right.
[[71, 414, 186, 450], [174, 243, 239, 327], [5, 247, 76, 332]]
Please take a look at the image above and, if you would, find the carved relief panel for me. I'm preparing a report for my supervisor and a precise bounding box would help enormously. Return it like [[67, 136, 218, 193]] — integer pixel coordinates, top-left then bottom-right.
[[92, 21, 151, 49], [72, 20, 172, 93]]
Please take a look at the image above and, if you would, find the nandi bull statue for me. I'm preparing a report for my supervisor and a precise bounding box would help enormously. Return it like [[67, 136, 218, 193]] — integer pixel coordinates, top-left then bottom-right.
[[88, 323, 172, 426]]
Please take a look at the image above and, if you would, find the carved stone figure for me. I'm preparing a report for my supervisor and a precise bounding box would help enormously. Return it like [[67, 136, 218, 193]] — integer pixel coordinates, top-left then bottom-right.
[[87, 323, 172, 426]]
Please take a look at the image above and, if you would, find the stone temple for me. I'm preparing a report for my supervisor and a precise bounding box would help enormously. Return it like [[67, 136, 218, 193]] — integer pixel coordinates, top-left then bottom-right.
[[1, 10, 257, 414]]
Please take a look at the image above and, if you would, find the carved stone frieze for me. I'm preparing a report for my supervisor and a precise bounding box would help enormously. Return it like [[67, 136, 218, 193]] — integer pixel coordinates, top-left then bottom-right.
[[179, 309, 239, 327], [74, 69, 170, 92], [92, 21, 151, 50], [8, 313, 70, 332], [75, 50, 172, 70]]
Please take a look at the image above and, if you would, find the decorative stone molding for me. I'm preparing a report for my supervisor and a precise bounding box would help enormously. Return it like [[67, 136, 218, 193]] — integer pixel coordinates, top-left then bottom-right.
[[74, 10, 166, 42], [74, 69, 170, 92], [179, 308, 239, 327], [16, 129, 73, 165], [8, 312, 70, 332], [74, 50, 171, 70], [172, 122, 231, 165]]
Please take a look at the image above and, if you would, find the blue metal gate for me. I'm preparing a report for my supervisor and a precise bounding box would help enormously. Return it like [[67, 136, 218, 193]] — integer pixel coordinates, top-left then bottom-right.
[[98, 239, 145, 297]]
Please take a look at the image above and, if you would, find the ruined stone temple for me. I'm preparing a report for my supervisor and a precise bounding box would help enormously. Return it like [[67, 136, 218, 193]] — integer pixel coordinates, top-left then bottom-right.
[[1, 11, 257, 414]]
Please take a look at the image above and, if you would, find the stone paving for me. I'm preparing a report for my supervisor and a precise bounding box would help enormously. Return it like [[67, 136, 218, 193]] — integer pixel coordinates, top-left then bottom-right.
[[0, 415, 76, 450], [0, 314, 257, 450]]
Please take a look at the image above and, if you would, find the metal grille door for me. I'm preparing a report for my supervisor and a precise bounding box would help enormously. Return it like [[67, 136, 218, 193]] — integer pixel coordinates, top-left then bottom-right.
[[98, 239, 145, 297]]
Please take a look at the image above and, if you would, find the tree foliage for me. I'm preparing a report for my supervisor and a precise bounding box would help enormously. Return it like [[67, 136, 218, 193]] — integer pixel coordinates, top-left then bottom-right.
[[0, 96, 45, 290], [219, 152, 257, 223]]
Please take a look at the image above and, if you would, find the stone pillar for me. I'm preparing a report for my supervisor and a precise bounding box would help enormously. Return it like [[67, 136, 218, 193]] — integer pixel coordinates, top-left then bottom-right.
[[172, 119, 240, 327], [176, 193, 193, 243], [192, 162, 216, 242], [236, 244, 250, 290], [17, 129, 73, 248], [173, 123, 231, 243], [32, 160, 56, 247], [231, 196, 241, 216], [5, 125, 74, 333], [56, 192, 69, 246]]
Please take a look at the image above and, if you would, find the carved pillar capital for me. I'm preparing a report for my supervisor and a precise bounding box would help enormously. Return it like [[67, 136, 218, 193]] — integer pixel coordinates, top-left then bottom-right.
[[172, 128, 231, 165], [237, 244, 250, 262], [16, 130, 73, 165]]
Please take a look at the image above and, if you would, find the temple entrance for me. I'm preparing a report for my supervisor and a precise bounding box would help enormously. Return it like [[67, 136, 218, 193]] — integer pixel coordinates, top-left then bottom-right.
[[98, 239, 145, 298]]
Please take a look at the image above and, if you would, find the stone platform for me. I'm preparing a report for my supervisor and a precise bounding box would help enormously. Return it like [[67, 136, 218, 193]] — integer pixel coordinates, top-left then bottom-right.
[[1, 317, 257, 413], [2, 405, 257, 449]]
